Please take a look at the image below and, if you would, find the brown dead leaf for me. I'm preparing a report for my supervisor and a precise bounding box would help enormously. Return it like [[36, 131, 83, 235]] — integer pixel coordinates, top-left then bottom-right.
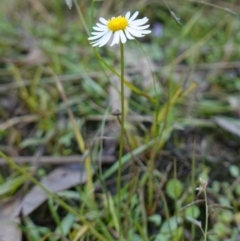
[[2, 34, 48, 67], [0, 195, 23, 219], [0, 195, 23, 241], [21, 164, 87, 216], [125, 48, 156, 89], [107, 74, 132, 155], [0, 218, 21, 241], [16, 33, 48, 66], [101, 121, 120, 156], [21, 47, 48, 66], [228, 96, 240, 117], [108, 74, 131, 114], [0, 218, 22, 241], [213, 117, 240, 138]]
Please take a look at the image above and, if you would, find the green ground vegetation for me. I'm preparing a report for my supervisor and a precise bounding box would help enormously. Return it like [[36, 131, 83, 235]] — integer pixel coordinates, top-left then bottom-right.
[[0, 1, 240, 241]]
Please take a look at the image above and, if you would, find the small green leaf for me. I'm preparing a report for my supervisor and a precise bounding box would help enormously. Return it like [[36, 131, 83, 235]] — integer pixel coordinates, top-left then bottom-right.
[[219, 196, 230, 206], [213, 222, 230, 237], [0, 175, 26, 196], [219, 210, 233, 223], [173, 227, 183, 241], [212, 181, 220, 193], [235, 185, 240, 196], [160, 216, 182, 234], [154, 234, 169, 241], [55, 213, 75, 236], [229, 165, 239, 178], [166, 179, 183, 200], [148, 214, 162, 227], [23, 217, 42, 241], [184, 205, 200, 219]]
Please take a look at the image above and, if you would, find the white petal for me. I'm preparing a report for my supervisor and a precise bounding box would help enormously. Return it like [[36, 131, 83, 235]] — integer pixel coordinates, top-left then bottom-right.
[[119, 30, 127, 44], [90, 31, 107, 36], [128, 26, 151, 35], [90, 33, 109, 46], [91, 41, 102, 47], [99, 17, 108, 24], [99, 31, 113, 47], [125, 12, 131, 19], [126, 27, 145, 37], [88, 31, 108, 40], [91, 36, 107, 47], [93, 26, 107, 31], [111, 31, 120, 46], [130, 24, 150, 30], [139, 29, 151, 34], [129, 11, 139, 21], [96, 23, 107, 28], [91, 31, 111, 46], [129, 18, 148, 26], [124, 29, 135, 40], [89, 35, 101, 40]]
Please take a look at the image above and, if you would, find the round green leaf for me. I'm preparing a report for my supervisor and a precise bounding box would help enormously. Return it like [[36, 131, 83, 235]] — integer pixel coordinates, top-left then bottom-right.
[[148, 214, 162, 227], [229, 165, 239, 178], [219, 210, 233, 223], [166, 179, 183, 200], [184, 205, 200, 219], [154, 234, 168, 241], [160, 216, 182, 234], [236, 185, 240, 196]]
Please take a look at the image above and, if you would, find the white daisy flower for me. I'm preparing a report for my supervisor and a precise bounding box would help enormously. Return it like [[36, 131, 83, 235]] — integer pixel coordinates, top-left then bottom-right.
[[88, 11, 151, 47]]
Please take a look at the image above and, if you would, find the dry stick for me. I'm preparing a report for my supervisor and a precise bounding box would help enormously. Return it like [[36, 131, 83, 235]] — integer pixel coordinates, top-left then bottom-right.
[[0, 115, 39, 131], [167, 17, 229, 68], [0, 114, 153, 132], [2, 60, 240, 93], [0, 68, 140, 92], [187, 0, 237, 15], [86, 115, 153, 122], [49, 68, 94, 203], [179, 200, 205, 212], [0, 155, 115, 165], [28, 0, 53, 22]]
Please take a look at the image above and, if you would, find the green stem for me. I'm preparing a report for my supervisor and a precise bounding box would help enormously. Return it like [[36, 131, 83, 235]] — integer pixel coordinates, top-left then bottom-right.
[[90, 0, 95, 29], [204, 189, 208, 241], [117, 42, 125, 239], [191, 141, 196, 240], [74, 0, 90, 36]]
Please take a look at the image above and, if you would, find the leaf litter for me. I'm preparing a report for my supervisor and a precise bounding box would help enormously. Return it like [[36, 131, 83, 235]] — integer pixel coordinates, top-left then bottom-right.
[[21, 164, 87, 216]]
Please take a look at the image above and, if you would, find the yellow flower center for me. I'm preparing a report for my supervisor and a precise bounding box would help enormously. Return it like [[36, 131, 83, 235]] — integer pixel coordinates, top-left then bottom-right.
[[107, 16, 128, 32]]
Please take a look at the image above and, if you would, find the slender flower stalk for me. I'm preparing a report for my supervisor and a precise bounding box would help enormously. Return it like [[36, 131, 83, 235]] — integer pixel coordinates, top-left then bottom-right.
[[117, 42, 125, 238], [89, 11, 151, 238], [196, 178, 209, 241]]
